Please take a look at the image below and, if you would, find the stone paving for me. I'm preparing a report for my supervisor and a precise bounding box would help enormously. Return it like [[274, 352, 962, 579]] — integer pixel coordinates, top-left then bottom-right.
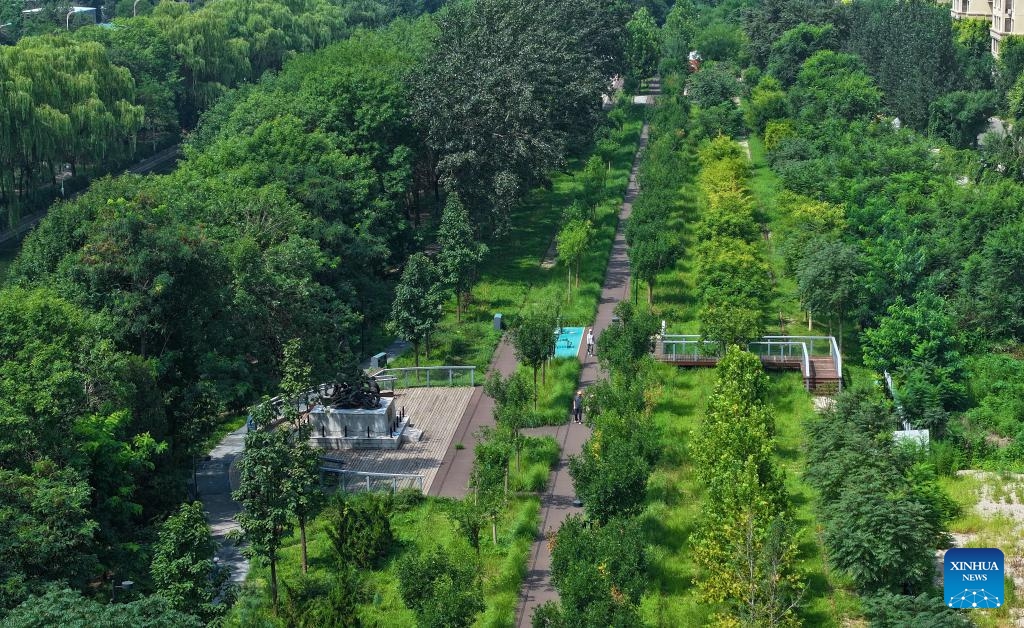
[[196, 425, 249, 584]]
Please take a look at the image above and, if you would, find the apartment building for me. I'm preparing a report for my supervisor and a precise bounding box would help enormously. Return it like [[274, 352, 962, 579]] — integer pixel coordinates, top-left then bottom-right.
[[951, 0, 1024, 55]]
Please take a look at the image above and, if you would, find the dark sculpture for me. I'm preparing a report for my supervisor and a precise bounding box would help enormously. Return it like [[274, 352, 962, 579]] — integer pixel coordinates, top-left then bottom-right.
[[320, 371, 381, 409]]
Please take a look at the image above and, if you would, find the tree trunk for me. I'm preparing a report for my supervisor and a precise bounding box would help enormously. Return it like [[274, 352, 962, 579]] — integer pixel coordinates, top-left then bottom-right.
[[270, 555, 278, 611], [567, 267, 572, 302], [491, 519, 498, 545], [414, 340, 420, 367], [647, 281, 653, 305], [300, 516, 308, 574], [533, 366, 538, 410], [575, 259, 580, 288], [807, 310, 813, 331], [456, 292, 462, 323]]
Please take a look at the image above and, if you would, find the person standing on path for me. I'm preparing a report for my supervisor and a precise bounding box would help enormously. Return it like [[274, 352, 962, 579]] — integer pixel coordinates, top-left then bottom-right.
[[586, 328, 594, 357], [572, 390, 583, 424]]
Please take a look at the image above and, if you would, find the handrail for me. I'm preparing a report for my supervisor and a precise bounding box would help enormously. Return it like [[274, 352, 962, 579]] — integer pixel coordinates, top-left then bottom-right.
[[319, 467, 425, 494], [373, 366, 476, 389], [829, 336, 842, 379], [748, 340, 810, 380]]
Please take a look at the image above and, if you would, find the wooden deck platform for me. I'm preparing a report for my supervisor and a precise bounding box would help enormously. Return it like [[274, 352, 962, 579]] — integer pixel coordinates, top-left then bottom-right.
[[323, 386, 474, 493]]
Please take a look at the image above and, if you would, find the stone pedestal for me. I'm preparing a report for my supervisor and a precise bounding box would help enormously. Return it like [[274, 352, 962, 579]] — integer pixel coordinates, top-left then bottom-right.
[[309, 397, 408, 449]]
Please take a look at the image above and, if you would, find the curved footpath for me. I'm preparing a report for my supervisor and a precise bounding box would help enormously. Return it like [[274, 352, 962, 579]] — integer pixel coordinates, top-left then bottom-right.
[[515, 103, 655, 625], [197, 426, 250, 584]]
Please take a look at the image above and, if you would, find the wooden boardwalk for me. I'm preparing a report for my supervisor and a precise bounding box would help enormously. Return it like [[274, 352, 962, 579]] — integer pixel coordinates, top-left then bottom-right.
[[324, 386, 474, 493]]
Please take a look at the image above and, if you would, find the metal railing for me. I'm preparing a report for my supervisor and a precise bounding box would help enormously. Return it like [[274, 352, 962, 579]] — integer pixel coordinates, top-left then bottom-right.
[[747, 339, 810, 378], [658, 334, 719, 361], [371, 366, 476, 389], [654, 334, 843, 391], [320, 468, 425, 494]]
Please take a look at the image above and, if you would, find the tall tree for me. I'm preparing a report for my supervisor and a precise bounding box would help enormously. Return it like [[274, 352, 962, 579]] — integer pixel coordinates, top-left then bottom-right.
[[151, 501, 226, 622], [510, 307, 557, 407], [388, 253, 445, 367], [279, 340, 324, 575], [436, 192, 487, 322], [557, 218, 592, 300], [625, 7, 660, 86], [233, 402, 293, 610], [795, 239, 864, 350]]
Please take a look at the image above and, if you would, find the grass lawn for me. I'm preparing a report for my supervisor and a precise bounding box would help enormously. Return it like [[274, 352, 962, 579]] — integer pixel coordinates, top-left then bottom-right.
[[389, 105, 646, 372], [232, 431, 562, 628], [638, 364, 858, 626]]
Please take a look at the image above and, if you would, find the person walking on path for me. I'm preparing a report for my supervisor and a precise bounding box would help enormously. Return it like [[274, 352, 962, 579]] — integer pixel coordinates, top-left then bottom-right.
[[585, 328, 594, 357], [572, 390, 583, 424]]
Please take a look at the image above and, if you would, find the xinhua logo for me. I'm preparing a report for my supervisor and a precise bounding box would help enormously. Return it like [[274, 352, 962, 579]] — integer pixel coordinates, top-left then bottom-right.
[[944, 548, 1004, 609]]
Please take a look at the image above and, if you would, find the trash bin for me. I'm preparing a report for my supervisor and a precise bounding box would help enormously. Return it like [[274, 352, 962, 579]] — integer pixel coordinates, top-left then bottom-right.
[[493, 313, 503, 330], [370, 352, 388, 368]]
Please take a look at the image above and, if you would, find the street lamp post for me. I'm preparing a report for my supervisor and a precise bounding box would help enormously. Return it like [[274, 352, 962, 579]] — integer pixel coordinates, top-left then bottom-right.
[[66, 9, 74, 30], [133, 0, 142, 16]]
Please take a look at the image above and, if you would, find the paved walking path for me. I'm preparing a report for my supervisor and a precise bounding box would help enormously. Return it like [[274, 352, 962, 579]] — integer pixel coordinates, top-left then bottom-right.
[[514, 113, 653, 626], [429, 337, 518, 496], [196, 426, 249, 584]]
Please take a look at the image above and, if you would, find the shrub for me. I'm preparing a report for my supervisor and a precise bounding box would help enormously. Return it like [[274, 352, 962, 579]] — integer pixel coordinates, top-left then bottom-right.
[[326, 493, 394, 568]]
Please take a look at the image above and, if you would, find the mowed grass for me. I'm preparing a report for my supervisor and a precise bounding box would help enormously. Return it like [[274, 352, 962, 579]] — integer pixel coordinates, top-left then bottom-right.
[[390, 106, 645, 371]]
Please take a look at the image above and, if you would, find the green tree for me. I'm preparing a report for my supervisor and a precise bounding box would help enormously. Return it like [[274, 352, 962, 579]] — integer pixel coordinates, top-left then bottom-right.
[[326, 493, 394, 569], [397, 547, 483, 628], [548, 515, 647, 625], [742, 0, 836, 69], [962, 220, 1024, 341], [233, 402, 293, 610], [596, 300, 658, 381], [928, 90, 998, 149], [686, 60, 739, 109], [510, 308, 557, 406], [278, 339, 324, 575], [625, 221, 677, 305], [766, 23, 837, 88], [557, 219, 593, 300], [625, 7, 660, 86], [795, 239, 864, 350], [437, 192, 488, 322], [744, 76, 788, 134], [659, 0, 697, 75], [952, 18, 994, 92], [486, 371, 533, 471], [843, 0, 958, 129], [151, 502, 226, 622], [580, 155, 608, 213], [568, 433, 651, 524], [388, 253, 445, 367], [789, 51, 882, 125], [4, 587, 203, 628], [863, 292, 967, 411]]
